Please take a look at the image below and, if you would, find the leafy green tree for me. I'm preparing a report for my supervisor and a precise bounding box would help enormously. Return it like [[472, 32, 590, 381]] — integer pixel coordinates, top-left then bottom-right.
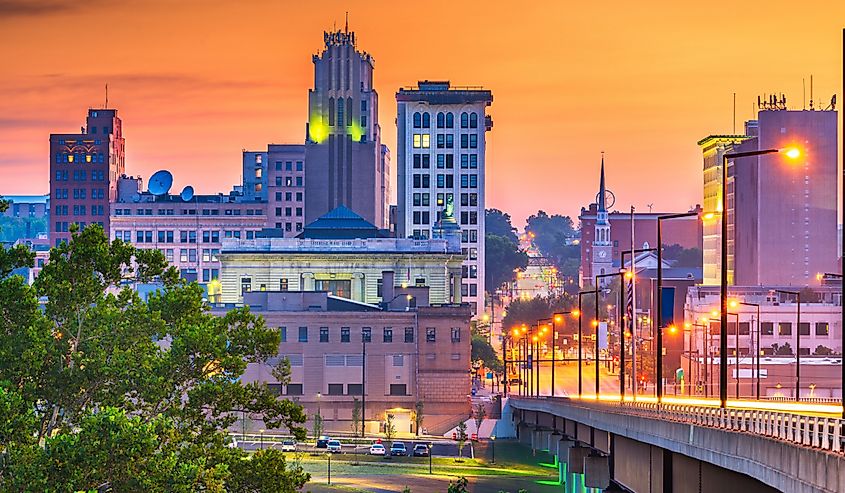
[[485, 209, 518, 244], [814, 345, 834, 356], [384, 413, 396, 447], [471, 334, 503, 373], [0, 216, 47, 243], [0, 224, 308, 491], [485, 234, 529, 292], [351, 397, 361, 437], [662, 243, 702, 267], [502, 294, 577, 331], [312, 413, 324, 440], [473, 404, 486, 437], [412, 401, 424, 437], [455, 421, 468, 459], [448, 477, 469, 493]]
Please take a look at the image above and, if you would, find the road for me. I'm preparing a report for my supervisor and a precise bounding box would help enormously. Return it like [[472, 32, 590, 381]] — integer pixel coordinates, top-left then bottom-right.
[[235, 437, 472, 459]]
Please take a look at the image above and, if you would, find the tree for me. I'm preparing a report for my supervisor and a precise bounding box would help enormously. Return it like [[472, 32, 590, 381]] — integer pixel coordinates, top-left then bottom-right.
[[312, 413, 324, 440], [455, 421, 468, 459], [448, 477, 469, 493], [501, 294, 577, 331], [814, 345, 834, 356], [772, 342, 794, 356], [661, 243, 702, 268], [473, 404, 486, 437], [413, 401, 424, 436], [485, 209, 518, 244], [485, 234, 529, 292], [351, 397, 361, 437], [525, 211, 578, 268], [471, 334, 503, 373], [384, 413, 397, 447], [0, 225, 308, 491]]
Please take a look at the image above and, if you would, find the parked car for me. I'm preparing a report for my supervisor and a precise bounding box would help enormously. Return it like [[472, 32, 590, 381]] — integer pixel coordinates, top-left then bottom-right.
[[281, 440, 296, 452], [413, 443, 429, 457], [316, 436, 331, 448], [369, 443, 386, 456], [326, 440, 342, 453], [390, 442, 407, 456]]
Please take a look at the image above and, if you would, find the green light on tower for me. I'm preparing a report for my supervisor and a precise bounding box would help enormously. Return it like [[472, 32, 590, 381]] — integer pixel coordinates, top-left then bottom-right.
[[308, 113, 329, 143]]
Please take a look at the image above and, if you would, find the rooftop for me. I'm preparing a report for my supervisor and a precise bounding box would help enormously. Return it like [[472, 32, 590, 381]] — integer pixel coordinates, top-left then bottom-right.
[[397, 80, 493, 105]]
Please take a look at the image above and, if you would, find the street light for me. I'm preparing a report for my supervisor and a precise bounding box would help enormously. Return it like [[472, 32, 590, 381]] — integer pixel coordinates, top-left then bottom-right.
[[656, 211, 701, 402], [490, 435, 496, 464], [259, 428, 265, 450], [774, 289, 801, 401], [577, 290, 599, 397], [621, 248, 658, 398], [719, 146, 801, 409], [738, 301, 762, 400]]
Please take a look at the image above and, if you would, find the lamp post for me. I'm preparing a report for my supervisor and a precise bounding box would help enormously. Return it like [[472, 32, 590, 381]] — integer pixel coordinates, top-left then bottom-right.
[[596, 272, 627, 398], [429, 443, 433, 473], [577, 289, 599, 397], [621, 248, 658, 398], [689, 322, 707, 395], [549, 311, 573, 397], [719, 147, 800, 409], [739, 301, 761, 399], [490, 435, 496, 464], [657, 212, 700, 402], [259, 428, 265, 450], [774, 289, 801, 401]]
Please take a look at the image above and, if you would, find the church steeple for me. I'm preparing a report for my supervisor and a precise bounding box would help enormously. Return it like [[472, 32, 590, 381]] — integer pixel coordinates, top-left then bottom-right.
[[598, 152, 606, 212]]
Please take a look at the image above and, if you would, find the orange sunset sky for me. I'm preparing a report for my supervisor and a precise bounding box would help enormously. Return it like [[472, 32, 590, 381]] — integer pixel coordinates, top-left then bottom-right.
[[0, 1, 843, 225]]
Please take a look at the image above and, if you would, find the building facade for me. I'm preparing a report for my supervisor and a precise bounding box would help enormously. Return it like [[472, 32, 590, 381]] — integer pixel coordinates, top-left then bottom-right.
[[698, 108, 838, 287], [218, 207, 463, 305], [242, 145, 307, 235], [396, 81, 493, 316], [218, 289, 472, 434], [304, 28, 389, 228], [49, 108, 125, 245]]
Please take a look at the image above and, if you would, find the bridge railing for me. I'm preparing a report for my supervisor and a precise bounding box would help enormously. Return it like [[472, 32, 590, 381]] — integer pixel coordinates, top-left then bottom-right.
[[526, 397, 845, 454]]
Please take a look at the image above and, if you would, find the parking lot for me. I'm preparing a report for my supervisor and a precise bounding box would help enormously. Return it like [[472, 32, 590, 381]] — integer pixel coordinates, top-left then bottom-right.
[[234, 436, 474, 459]]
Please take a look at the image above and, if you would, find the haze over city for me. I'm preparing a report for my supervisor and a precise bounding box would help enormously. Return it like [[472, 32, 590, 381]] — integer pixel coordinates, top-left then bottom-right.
[[2, 0, 843, 223]]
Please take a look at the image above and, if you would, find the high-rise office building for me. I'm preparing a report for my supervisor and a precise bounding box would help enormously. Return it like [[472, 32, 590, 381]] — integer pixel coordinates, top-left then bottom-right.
[[304, 28, 389, 228], [698, 107, 838, 286], [242, 145, 306, 235], [49, 108, 125, 245], [396, 80, 493, 315]]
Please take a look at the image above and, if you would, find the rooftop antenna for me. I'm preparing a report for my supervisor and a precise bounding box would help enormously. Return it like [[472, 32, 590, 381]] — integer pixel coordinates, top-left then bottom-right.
[[647, 203, 654, 213], [810, 74, 814, 110], [104, 83, 108, 109], [345, 11, 349, 33]]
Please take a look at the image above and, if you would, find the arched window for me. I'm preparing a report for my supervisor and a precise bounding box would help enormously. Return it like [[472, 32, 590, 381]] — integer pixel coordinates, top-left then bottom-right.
[[445, 112, 454, 128], [337, 99, 345, 128], [413, 112, 421, 128], [436, 112, 445, 128], [469, 112, 478, 128], [328, 97, 335, 126], [422, 112, 430, 128], [460, 112, 469, 128], [346, 98, 353, 126]]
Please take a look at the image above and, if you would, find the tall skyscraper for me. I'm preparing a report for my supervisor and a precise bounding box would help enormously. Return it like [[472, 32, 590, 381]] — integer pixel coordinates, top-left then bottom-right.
[[304, 28, 389, 228], [50, 108, 125, 245], [396, 80, 493, 315], [698, 106, 838, 286]]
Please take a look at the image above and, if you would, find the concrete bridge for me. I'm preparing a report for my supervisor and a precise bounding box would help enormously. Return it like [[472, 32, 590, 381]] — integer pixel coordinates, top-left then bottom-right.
[[502, 397, 845, 492]]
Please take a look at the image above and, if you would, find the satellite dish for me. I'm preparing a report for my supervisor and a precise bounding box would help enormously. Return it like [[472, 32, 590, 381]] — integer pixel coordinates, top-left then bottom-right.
[[180, 186, 194, 202], [148, 170, 173, 196], [131, 192, 141, 203]]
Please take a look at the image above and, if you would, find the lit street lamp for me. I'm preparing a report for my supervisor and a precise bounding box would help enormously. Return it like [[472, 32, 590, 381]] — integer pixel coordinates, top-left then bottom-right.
[[774, 289, 801, 401], [719, 147, 800, 409]]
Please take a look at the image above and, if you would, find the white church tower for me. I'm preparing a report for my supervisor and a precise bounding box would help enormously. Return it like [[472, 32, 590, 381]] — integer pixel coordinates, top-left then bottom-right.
[[590, 154, 613, 286]]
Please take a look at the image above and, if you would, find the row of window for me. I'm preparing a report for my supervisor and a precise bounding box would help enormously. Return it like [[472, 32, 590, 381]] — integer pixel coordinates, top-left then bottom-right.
[[267, 383, 412, 397], [412, 192, 479, 208], [52, 188, 106, 200], [412, 153, 479, 170], [275, 207, 303, 217], [55, 152, 107, 164], [54, 221, 103, 233], [278, 326, 462, 344], [409, 227, 479, 244], [54, 170, 106, 182], [412, 111, 479, 129], [273, 222, 304, 232], [273, 161, 304, 172], [411, 174, 479, 189], [53, 205, 106, 216], [757, 321, 829, 336], [114, 208, 264, 216], [462, 283, 479, 297], [275, 191, 304, 202], [275, 176, 304, 187], [412, 133, 479, 149], [115, 230, 258, 244]]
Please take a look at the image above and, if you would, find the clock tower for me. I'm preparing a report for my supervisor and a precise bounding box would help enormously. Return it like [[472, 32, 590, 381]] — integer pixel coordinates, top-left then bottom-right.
[[591, 154, 613, 286]]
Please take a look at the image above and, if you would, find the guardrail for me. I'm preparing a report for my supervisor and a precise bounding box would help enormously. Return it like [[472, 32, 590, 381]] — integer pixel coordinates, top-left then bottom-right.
[[518, 398, 845, 454]]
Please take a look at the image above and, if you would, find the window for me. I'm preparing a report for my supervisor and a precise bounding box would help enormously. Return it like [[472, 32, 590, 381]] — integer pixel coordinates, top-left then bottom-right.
[[298, 326, 308, 343], [413, 111, 422, 128], [285, 384, 303, 396], [413, 134, 430, 149], [266, 383, 282, 396], [362, 327, 372, 343], [405, 327, 415, 343], [341, 327, 350, 343], [799, 322, 811, 336], [327, 384, 344, 396], [779, 322, 792, 336], [422, 112, 430, 128], [319, 327, 329, 342], [426, 327, 436, 342], [739, 322, 750, 336], [280, 327, 287, 342], [816, 322, 829, 336], [445, 112, 454, 128], [347, 383, 363, 395], [280, 278, 289, 291], [240, 277, 252, 294], [389, 384, 407, 396], [760, 322, 774, 336], [469, 112, 478, 128], [460, 112, 469, 128], [392, 355, 404, 367], [383, 328, 393, 343]]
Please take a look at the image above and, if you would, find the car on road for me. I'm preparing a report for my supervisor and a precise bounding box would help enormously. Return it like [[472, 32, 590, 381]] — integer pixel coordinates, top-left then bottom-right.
[[316, 436, 331, 448], [390, 442, 407, 456], [326, 440, 342, 453], [412, 443, 429, 456], [281, 440, 296, 452], [369, 443, 386, 456]]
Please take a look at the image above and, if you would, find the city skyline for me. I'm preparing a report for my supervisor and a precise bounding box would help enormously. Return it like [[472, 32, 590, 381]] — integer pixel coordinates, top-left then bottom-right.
[[1, 1, 844, 224]]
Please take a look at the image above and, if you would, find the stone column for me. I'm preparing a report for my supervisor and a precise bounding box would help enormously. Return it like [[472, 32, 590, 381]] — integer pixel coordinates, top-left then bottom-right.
[[302, 273, 315, 291], [351, 273, 365, 302]]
